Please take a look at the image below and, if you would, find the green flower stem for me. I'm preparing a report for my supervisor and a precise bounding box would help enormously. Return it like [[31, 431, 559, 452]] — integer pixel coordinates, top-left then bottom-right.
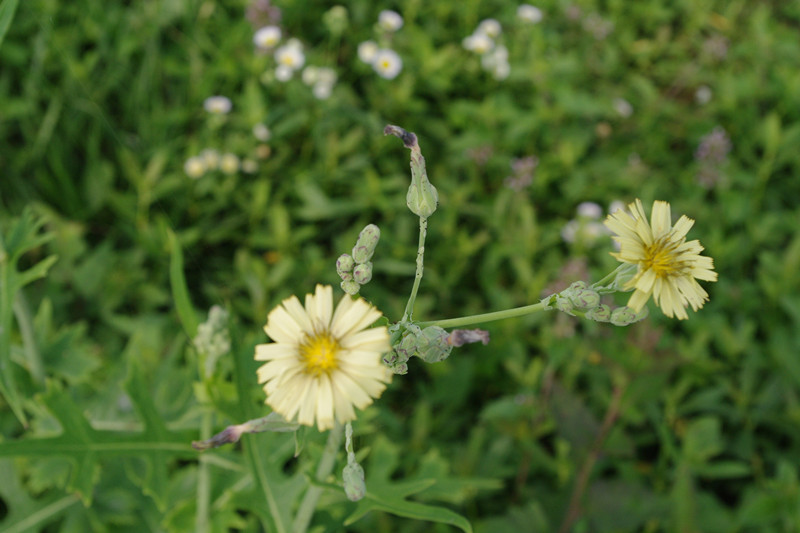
[[292, 422, 344, 533], [416, 298, 553, 329], [195, 410, 212, 533], [401, 217, 427, 323]]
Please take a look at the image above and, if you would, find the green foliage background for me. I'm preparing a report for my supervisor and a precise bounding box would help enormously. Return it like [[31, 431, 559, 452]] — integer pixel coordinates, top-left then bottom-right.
[[2, 0, 800, 531]]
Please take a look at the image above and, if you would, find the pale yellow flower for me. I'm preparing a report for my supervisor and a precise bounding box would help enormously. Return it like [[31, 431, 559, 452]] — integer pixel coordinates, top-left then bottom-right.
[[604, 199, 718, 319], [255, 285, 391, 430]]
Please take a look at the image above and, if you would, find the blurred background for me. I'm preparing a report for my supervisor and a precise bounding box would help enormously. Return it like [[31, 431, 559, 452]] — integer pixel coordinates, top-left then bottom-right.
[[2, 0, 800, 531]]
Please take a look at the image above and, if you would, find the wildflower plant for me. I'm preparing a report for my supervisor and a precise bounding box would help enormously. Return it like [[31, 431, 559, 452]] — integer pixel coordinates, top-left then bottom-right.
[[192, 126, 719, 531]]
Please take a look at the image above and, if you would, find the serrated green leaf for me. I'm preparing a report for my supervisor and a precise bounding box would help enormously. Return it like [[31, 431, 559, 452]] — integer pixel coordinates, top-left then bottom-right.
[[0, 366, 195, 507]]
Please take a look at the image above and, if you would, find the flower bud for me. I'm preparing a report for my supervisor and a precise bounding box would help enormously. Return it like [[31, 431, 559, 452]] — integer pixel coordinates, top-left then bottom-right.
[[610, 306, 638, 326], [555, 295, 574, 315], [586, 304, 612, 322], [385, 125, 439, 219], [569, 288, 600, 310], [342, 462, 366, 501], [336, 254, 355, 280], [353, 262, 373, 284], [355, 224, 380, 256], [340, 280, 360, 295], [416, 326, 453, 363]]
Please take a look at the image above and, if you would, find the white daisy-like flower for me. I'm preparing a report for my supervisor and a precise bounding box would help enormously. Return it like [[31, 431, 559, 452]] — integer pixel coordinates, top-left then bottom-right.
[[695, 85, 712, 105], [313, 82, 333, 100], [477, 18, 502, 38], [517, 5, 543, 24], [613, 97, 633, 118], [255, 285, 392, 430], [358, 40, 379, 64], [275, 64, 294, 81], [604, 199, 718, 319], [463, 32, 494, 54], [254, 25, 281, 49], [378, 10, 404, 32], [200, 148, 220, 170], [241, 158, 258, 173], [203, 96, 232, 115], [275, 43, 305, 71], [184, 156, 206, 179], [219, 153, 239, 174], [372, 48, 403, 79], [577, 201, 603, 219], [302, 65, 319, 85], [253, 123, 271, 142]]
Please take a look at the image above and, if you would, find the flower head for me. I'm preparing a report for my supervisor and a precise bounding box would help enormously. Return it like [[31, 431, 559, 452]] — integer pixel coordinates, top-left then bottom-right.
[[255, 285, 391, 430], [358, 40, 379, 64], [378, 10, 403, 32], [275, 42, 305, 70], [184, 156, 206, 179], [254, 25, 281, 49], [517, 5, 543, 23], [203, 96, 232, 114], [604, 199, 718, 319], [372, 48, 403, 79]]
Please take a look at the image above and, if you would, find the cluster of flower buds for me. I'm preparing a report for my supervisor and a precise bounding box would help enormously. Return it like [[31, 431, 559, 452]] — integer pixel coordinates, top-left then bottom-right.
[[546, 281, 648, 326], [337, 224, 380, 295], [193, 305, 231, 378], [383, 324, 490, 374]]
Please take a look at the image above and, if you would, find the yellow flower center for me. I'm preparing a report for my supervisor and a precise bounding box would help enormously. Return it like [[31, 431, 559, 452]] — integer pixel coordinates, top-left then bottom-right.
[[643, 238, 682, 278], [299, 333, 340, 377]]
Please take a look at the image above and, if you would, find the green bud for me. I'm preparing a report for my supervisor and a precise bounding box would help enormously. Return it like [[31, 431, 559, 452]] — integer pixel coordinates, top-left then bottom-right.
[[632, 305, 649, 323], [323, 5, 349, 36], [385, 125, 438, 219], [569, 288, 601, 310], [337, 253, 355, 280], [340, 280, 360, 295], [353, 262, 373, 284], [555, 295, 574, 315], [356, 224, 381, 253], [586, 304, 612, 322], [416, 326, 453, 363], [610, 306, 638, 326], [342, 462, 366, 501]]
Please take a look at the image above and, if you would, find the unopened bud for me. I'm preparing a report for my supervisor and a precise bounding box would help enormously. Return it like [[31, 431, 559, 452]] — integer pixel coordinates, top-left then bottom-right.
[[337, 254, 355, 280], [353, 262, 373, 284], [340, 280, 360, 295], [569, 288, 600, 310], [610, 306, 639, 326], [555, 296, 574, 315], [586, 304, 612, 322], [342, 462, 366, 501], [356, 224, 380, 252], [417, 326, 453, 363]]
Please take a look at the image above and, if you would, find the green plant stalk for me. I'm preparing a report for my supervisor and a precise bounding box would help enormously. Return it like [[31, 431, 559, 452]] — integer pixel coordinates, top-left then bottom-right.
[[416, 299, 552, 329], [292, 422, 344, 533], [195, 409, 212, 533], [402, 217, 427, 323]]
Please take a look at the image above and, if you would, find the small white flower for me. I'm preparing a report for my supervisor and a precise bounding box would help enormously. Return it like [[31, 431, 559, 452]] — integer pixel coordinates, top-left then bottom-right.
[[254, 25, 281, 49], [372, 48, 402, 79], [253, 123, 271, 142], [517, 5, 543, 24], [561, 220, 578, 243], [302, 65, 319, 85], [220, 153, 240, 174], [313, 82, 333, 100], [241, 159, 258, 173], [613, 97, 633, 118], [491, 60, 510, 80], [201, 149, 220, 170], [695, 85, 712, 105], [577, 202, 603, 219], [203, 96, 232, 115], [477, 18, 502, 38], [275, 43, 305, 70], [316, 67, 337, 85], [378, 10, 403, 32], [184, 156, 206, 179], [358, 40, 379, 64], [463, 32, 494, 54], [275, 64, 294, 81]]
